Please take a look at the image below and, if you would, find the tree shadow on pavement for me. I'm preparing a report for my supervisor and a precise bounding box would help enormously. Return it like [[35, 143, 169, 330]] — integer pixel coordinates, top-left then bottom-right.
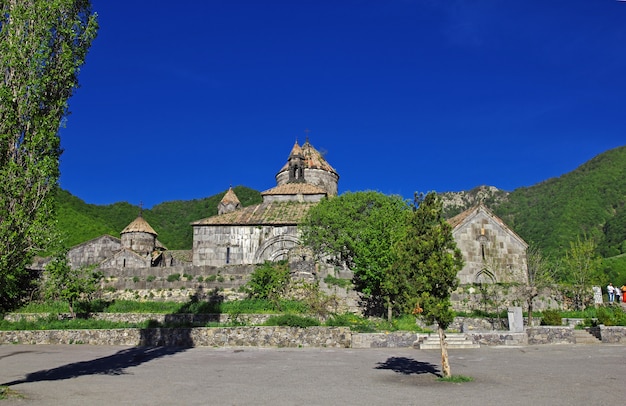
[[375, 357, 442, 378], [1, 345, 188, 386]]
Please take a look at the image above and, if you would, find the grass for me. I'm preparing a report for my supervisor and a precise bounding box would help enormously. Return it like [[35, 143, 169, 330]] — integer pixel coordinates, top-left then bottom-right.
[[13, 299, 310, 315], [437, 375, 473, 383], [0, 386, 23, 400], [0, 316, 148, 331]]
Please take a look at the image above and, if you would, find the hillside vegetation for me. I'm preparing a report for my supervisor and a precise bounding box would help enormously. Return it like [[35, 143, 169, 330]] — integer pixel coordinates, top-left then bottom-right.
[[56, 186, 262, 250], [56, 147, 626, 260]]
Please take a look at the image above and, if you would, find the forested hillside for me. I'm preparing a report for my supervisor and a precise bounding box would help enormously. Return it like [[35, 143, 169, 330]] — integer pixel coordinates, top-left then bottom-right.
[[56, 146, 626, 261], [494, 146, 626, 258], [55, 186, 262, 250]]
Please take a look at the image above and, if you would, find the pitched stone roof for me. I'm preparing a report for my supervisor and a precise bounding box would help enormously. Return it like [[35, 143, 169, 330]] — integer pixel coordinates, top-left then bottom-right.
[[192, 201, 317, 226], [278, 140, 337, 175], [221, 187, 241, 205], [261, 183, 327, 196], [121, 216, 158, 236], [448, 204, 527, 246]]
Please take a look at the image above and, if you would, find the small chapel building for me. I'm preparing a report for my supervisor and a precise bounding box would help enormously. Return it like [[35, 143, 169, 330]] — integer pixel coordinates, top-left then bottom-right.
[[449, 204, 528, 284]]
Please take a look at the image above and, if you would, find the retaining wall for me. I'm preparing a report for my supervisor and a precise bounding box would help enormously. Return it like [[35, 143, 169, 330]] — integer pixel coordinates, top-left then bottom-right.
[[0, 327, 351, 348]]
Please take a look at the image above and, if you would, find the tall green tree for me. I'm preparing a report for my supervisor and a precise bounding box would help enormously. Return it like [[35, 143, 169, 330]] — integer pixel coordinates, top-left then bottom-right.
[[43, 249, 101, 318], [524, 245, 556, 326], [299, 191, 410, 316], [392, 192, 463, 378], [561, 236, 603, 310], [0, 0, 97, 310]]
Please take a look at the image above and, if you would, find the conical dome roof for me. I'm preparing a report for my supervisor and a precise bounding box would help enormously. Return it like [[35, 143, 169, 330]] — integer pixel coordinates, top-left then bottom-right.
[[278, 139, 337, 174], [121, 215, 158, 236], [220, 187, 241, 205]]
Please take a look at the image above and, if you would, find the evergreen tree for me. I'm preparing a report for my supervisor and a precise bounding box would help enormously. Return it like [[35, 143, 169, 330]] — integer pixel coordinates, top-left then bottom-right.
[[392, 192, 463, 378], [0, 0, 98, 310]]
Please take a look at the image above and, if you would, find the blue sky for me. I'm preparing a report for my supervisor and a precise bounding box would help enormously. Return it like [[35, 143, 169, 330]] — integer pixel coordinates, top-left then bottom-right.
[[59, 1, 626, 208]]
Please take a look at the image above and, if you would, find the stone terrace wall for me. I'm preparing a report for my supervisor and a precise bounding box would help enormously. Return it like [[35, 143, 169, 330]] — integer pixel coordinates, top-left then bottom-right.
[[599, 326, 626, 343], [0, 327, 351, 348]]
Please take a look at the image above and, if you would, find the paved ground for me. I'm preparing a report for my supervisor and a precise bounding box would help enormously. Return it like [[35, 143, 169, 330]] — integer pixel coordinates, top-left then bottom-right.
[[1, 343, 625, 405]]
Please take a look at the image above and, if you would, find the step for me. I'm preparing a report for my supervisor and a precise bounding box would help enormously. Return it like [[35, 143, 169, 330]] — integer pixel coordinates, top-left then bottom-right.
[[573, 329, 602, 345], [414, 333, 480, 350]]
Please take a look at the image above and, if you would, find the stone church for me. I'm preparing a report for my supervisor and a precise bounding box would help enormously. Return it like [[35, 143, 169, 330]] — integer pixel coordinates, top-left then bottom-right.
[[449, 204, 528, 284], [191, 139, 339, 267], [60, 138, 528, 288]]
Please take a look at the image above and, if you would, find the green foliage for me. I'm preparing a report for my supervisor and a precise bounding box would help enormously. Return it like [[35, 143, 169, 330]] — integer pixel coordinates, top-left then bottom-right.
[[54, 186, 262, 250], [392, 192, 463, 329], [560, 237, 603, 310], [596, 305, 626, 326], [437, 375, 473, 383], [167, 273, 181, 282], [14, 298, 309, 315], [323, 274, 352, 289], [0, 316, 148, 331], [264, 314, 320, 328], [244, 261, 291, 302], [0, 0, 98, 311], [300, 191, 410, 314], [494, 146, 626, 259], [43, 251, 102, 317], [0, 385, 23, 400], [602, 255, 626, 287], [540, 309, 563, 326]]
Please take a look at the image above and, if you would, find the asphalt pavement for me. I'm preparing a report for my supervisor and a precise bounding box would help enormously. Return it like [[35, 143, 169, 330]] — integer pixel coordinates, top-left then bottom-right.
[[1, 343, 624, 405]]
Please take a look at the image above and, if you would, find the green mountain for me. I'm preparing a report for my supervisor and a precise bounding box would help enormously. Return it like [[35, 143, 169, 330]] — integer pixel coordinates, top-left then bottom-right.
[[435, 146, 626, 260], [494, 145, 626, 258], [56, 146, 626, 261], [55, 186, 262, 250]]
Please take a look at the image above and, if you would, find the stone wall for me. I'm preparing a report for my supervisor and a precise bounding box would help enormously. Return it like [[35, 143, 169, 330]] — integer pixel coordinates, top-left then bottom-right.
[[452, 284, 560, 313], [192, 224, 300, 267], [0, 327, 351, 348], [2, 324, 624, 347], [526, 326, 575, 345], [599, 326, 626, 344]]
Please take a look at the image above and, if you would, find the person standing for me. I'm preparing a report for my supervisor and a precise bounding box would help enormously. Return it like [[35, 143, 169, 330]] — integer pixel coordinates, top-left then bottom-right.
[[616, 285, 622, 303], [607, 283, 615, 303]]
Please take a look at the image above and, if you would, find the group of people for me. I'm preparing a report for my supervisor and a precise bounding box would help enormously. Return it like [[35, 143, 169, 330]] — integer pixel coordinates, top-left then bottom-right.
[[606, 282, 626, 304]]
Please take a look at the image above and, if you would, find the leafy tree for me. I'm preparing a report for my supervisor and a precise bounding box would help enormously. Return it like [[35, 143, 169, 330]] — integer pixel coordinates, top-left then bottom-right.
[[244, 261, 290, 305], [299, 191, 410, 316], [524, 245, 556, 326], [561, 236, 603, 310], [392, 192, 463, 378], [0, 0, 98, 311], [43, 249, 102, 318]]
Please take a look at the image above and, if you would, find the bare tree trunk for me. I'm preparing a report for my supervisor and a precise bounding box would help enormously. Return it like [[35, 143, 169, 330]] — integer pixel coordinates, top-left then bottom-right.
[[438, 325, 451, 377], [527, 299, 534, 327], [387, 297, 392, 323]]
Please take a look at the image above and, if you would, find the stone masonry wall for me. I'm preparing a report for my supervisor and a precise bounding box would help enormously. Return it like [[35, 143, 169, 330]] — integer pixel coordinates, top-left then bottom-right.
[[0, 327, 352, 348]]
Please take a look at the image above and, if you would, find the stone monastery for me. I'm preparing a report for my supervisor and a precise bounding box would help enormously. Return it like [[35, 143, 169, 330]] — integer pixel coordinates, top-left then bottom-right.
[[66, 139, 528, 287]]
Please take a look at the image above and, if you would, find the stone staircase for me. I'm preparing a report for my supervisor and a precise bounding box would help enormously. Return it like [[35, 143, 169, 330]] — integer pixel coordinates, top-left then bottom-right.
[[573, 328, 602, 345], [414, 333, 480, 350]]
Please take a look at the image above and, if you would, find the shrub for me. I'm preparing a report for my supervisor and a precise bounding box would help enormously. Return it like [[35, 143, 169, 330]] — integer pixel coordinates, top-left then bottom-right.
[[540, 309, 563, 326], [264, 314, 320, 328], [245, 261, 290, 302], [146, 275, 156, 282], [196, 276, 204, 282], [167, 273, 181, 282], [596, 305, 626, 326], [323, 275, 352, 289]]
